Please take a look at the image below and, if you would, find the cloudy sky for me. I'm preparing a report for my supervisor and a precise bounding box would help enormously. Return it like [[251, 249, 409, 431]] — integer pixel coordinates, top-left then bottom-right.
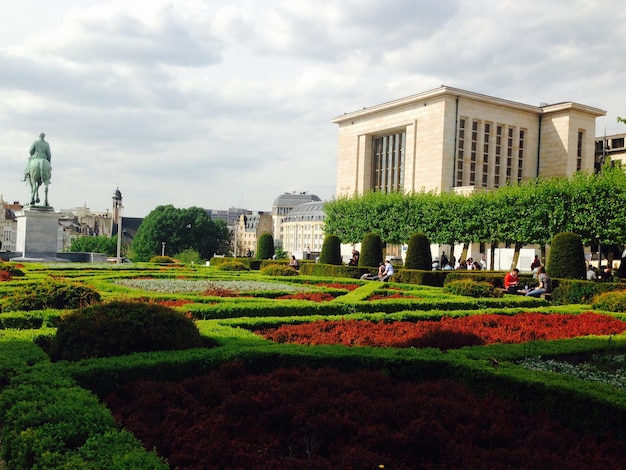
[[1, 0, 624, 217]]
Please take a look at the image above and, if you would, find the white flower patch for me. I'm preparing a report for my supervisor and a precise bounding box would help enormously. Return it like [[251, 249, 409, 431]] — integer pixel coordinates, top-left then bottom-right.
[[113, 279, 310, 294]]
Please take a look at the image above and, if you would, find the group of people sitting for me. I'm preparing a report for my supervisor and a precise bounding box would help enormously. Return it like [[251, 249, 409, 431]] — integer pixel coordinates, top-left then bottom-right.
[[361, 260, 395, 282], [587, 265, 614, 282], [504, 266, 551, 297]]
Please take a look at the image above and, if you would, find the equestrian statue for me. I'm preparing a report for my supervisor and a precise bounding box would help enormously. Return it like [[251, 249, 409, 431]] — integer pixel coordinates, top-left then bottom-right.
[[22, 132, 52, 207]]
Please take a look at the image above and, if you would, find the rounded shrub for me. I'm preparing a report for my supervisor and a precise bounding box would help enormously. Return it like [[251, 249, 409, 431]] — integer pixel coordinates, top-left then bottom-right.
[[1, 281, 101, 312], [256, 233, 275, 260], [47, 301, 210, 361], [218, 261, 250, 271], [547, 232, 586, 280], [319, 234, 342, 265], [260, 264, 299, 276], [359, 233, 383, 268], [404, 232, 432, 270]]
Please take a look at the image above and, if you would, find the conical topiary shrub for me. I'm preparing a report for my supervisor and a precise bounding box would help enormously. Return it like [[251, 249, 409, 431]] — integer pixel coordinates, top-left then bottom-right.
[[256, 233, 275, 260], [404, 232, 432, 270], [359, 232, 383, 268], [547, 232, 586, 279], [319, 234, 342, 265]]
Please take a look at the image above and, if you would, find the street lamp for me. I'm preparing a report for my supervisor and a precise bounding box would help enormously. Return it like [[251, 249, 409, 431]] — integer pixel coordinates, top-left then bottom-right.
[[116, 205, 124, 264], [161, 241, 166, 256]]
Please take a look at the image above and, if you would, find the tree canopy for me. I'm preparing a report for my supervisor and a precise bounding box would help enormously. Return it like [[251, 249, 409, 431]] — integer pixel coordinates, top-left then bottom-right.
[[131, 205, 231, 261], [68, 235, 117, 256], [324, 166, 626, 249]]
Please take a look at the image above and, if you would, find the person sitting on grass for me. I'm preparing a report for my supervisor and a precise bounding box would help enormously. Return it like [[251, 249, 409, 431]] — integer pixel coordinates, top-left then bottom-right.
[[380, 260, 394, 282], [525, 266, 552, 297], [504, 268, 521, 293]]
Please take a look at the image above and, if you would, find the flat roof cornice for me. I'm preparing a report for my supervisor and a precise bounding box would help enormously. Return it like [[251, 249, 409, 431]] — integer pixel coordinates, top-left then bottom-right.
[[331, 85, 606, 123]]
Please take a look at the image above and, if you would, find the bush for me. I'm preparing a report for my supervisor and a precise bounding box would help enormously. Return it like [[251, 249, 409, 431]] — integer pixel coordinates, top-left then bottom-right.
[[404, 232, 432, 270], [591, 290, 626, 312], [0, 263, 25, 279], [46, 301, 210, 361], [359, 233, 383, 268], [443, 279, 504, 298], [550, 279, 619, 305], [319, 234, 342, 265], [260, 264, 299, 276], [547, 232, 586, 279], [217, 261, 250, 271], [174, 248, 203, 264], [149, 255, 176, 264], [256, 233, 275, 260], [1, 281, 101, 312]]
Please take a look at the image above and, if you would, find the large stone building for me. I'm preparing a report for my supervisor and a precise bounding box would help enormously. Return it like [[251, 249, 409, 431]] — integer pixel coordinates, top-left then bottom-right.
[[334, 85, 605, 198], [332, 86, 606, 268]]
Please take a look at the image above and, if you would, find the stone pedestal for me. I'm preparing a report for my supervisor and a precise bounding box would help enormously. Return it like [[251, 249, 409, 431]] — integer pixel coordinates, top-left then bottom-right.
[[14, 207, 68, 262]]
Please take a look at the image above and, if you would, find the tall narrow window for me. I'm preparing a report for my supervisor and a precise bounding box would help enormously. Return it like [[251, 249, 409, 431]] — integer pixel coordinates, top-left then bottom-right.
[[517, 129, 525, 181], [494, 125, 503, 187], [470, 120, 479, 185], [577, 130, 584, 171], [506, 127, 514, 183], [456, 118, 466, 186], [482, 123, 491, 187], [371, 131, 405, 192]]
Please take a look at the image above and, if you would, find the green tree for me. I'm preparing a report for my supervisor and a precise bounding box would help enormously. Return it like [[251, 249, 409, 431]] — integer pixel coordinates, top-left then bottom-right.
[[404, 232, 432, 270], [547, 232, 586, 280], [68, 235, 117, 256], [256, 233, 275, 259], [131, 205, 230, 262], [359, 233, 383, 268], [319, 234, 342, 265]]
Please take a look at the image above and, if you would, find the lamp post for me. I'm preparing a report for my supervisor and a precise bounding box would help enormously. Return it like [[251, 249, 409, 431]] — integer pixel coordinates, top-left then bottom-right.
[[116, 205, 124, 264], [161, 241, 166, 257]]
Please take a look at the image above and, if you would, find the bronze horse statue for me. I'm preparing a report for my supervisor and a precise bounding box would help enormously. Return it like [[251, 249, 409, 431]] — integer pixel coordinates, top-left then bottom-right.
[[23, 133, 52, 206], [25, 157, 52, 206]]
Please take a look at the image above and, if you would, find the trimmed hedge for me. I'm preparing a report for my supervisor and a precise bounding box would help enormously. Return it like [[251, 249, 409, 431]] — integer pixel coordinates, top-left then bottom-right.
[[551, 280, 625, 305]]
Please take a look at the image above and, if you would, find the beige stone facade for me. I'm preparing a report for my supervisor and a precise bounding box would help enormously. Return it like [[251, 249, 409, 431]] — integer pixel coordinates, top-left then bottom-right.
[[333, 86, 605, 197], [234, 212, 273, 257]]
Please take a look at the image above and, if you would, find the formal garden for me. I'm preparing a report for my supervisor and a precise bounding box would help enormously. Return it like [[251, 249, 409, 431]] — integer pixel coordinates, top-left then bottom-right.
[[2, 252, 626, 469]]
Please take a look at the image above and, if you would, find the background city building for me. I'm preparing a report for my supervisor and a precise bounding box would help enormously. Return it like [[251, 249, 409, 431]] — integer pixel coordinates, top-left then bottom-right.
[[271, 192, 321, 248], [281, 200, 326, 259], [234, 212, 273, 257], [595, 133, 626, 168]]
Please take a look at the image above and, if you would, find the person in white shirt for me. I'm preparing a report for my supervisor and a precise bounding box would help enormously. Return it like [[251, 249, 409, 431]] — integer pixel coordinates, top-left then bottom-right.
[[380, 260, 394, 282]]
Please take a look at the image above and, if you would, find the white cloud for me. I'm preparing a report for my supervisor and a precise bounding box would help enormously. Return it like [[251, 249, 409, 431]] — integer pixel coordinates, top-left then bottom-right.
[[0, 0, 624, 217]]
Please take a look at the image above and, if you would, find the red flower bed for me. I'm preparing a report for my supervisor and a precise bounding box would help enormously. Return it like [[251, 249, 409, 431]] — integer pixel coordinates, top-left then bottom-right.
[[105, 363, 626, 469], [201, 287, 242, 297], [0, 270, 11, 281], [276, 292, 336, 302], [257, 312, 626, 348], [306, 282, 360, 291]]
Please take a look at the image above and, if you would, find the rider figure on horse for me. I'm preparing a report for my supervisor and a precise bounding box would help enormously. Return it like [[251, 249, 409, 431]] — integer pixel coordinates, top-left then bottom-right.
[[22, 132, 52, 206]]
